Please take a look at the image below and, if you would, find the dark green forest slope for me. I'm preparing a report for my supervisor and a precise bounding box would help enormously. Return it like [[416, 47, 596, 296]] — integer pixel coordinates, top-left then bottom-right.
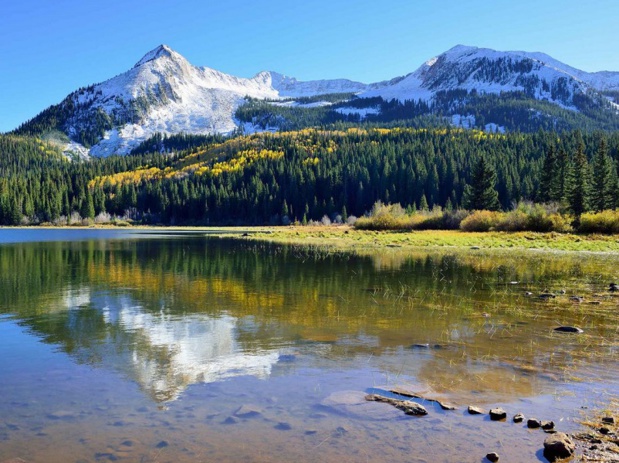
[[1, 128, 618, 226]]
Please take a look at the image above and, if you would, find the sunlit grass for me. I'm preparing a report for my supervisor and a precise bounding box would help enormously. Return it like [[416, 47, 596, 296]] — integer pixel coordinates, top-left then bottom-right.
[[239, 226, 619, 254]]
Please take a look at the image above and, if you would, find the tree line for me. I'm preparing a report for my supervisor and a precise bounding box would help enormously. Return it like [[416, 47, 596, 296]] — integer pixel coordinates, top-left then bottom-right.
[[1, 128, 618, 226]]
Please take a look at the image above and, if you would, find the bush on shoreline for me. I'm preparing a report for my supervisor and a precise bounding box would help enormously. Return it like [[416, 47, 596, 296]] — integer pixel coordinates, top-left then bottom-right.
[[578, 210, 619, 234], [353, 201, 619, 234]]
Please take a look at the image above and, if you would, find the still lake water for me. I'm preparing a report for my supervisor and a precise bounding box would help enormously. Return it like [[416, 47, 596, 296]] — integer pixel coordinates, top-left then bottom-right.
[[0, 230, 617, 462]]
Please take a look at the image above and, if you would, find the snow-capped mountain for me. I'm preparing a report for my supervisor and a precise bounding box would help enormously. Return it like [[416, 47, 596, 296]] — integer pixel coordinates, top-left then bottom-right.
[[18, 45, 370, 156], [16, 44, 619, 156]]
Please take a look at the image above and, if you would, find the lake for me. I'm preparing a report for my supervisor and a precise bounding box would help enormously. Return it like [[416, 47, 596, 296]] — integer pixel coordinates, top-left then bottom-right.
[[0, 230, 617, 462]]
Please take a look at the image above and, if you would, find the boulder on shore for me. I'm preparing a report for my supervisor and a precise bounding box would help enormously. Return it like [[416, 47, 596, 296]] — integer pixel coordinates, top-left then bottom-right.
[[489, 408, 507, 420]]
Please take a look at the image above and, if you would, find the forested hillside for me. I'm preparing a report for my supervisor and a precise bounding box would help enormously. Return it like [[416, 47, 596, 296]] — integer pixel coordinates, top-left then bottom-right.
[[1, 128, 618, 226]]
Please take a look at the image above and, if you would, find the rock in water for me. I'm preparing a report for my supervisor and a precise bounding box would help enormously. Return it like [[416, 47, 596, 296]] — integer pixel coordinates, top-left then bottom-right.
[[553, 326, 584, 333], [543, 432, 575, 461], [486, 452, 500, 462], [541, 420, 555, 431], [489, 408, 507, 420], [234, 405, 263, 418], [513, 413, 525, 423], [274, 422, 292, 431], [365, 394, 428, 416], [527, 418, 542, 429], [468, 405, 485, 415]]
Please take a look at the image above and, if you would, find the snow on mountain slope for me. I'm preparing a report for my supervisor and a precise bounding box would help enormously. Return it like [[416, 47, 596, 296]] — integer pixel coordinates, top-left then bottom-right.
[[362, 45, 619, 105], [257, 71, 368, 97], [54, 45, 370, 156], [21, 44, 619, 156]]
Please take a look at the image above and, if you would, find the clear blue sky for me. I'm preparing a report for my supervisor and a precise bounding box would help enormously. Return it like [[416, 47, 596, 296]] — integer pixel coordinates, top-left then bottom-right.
[[1, 0, 618, 132]]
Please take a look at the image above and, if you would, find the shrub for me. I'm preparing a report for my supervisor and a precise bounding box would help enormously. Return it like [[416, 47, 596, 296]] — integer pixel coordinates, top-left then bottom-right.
[[95, 212, 112, 224], [411, 209, 469, 230], [578, 210, 619, 234], [440, 209, 471, 230], [495, 209, 528, 231], [546, 213, 573, 233], [460, 210, 502, 232], [355, 201, 413, 230], [495, 202, 572, 233]]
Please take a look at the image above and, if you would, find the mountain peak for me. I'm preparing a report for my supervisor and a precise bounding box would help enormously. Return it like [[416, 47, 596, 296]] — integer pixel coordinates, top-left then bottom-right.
[[134, 44, 178, 68]]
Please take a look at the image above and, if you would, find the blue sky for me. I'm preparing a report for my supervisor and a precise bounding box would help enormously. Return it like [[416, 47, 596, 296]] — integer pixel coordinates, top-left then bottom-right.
[[1, 0, 618, 132]]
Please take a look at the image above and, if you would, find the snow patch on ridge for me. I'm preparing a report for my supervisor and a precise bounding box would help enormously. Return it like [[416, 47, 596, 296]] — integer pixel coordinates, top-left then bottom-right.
[[335, 106, 380, 119]]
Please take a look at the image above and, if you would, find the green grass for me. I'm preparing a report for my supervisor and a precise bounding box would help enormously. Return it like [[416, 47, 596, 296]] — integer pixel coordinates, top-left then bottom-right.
[[239, 226, 619, 253]]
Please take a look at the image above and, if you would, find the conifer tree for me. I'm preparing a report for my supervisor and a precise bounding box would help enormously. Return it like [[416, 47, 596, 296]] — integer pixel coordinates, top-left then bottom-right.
[[591, 137, 614, 211], [550, 149, 569, 203], [539, 144, 556, 203], [419, 194, 429, 211], [567, 139, 590, 217], [463, 156, 500, 210]]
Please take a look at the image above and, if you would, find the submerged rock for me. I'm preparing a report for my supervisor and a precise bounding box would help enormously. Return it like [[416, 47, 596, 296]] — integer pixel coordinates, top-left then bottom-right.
[[234, 405, 263, 418], [274, 422, 292, 431], [411, 343, 430, 349], [468, 405, 485, 415], [543, 432, 575, 461], [47, 410, 75, 420], [389, 388, 457, 410], [513, 413, 525, 423], [554, 326, 584, 333], [365, 394, 428, 416], [322, 391, 401, 420], [489, 408, 507, 421]]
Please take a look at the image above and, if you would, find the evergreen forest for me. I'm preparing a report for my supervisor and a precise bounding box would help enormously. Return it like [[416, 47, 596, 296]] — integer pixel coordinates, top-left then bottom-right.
[[1, 127, 619, 227]]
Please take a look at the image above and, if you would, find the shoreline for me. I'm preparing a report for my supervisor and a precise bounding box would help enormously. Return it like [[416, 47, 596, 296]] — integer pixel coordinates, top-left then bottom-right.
[[3, 225, 619, 253]]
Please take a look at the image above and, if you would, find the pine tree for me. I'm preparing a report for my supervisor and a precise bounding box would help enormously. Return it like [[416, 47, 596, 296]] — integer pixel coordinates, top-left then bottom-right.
[[567, 139, 590, 217], [463, 156, 500, 210], [550, 149, 569, 203], [80, 190, 95, 220], [591, 138, 614, 211], [539, 144, 556, 203], [419, 194, 429, 211]]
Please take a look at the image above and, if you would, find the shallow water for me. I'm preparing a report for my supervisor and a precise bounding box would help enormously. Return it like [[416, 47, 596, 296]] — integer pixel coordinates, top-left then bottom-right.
[[0, 232, 617, 462]]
